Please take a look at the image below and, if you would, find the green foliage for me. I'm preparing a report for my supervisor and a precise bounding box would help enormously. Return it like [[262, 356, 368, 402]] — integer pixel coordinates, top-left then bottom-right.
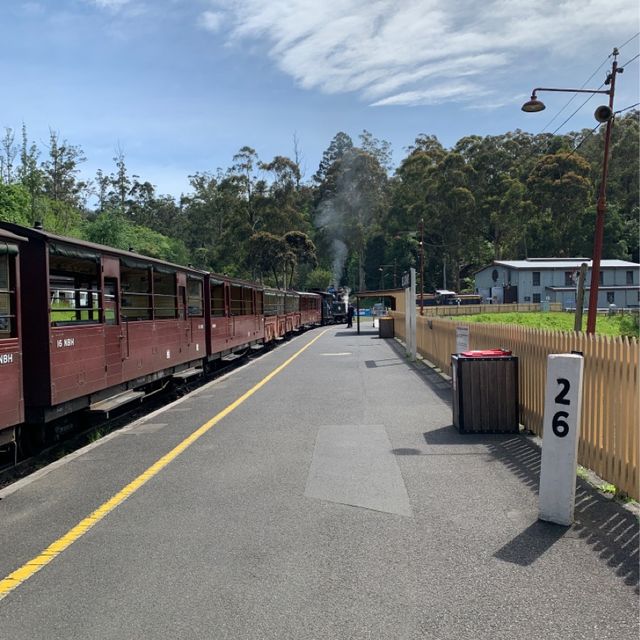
[[2, 114, 637, 292], [0, 182, 30, 225], [619, 312, 639, 338], [305, 267, 333, 290], [461, 311, 638, 337], [84, 211, 189, 265]]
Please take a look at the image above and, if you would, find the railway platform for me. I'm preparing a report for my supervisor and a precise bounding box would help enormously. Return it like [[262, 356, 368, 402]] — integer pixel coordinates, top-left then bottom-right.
[[0, 325, 638, 639]]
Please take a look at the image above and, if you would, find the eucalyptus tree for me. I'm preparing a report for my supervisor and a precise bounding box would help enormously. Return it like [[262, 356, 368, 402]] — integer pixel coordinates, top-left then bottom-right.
[[17, 124, 44, 224], [525, 151, 593, 257], [283, 230, 317, 288], [0, 128, 17, 184], [41, 129, 87, 206], [316, 146, 389, 290]]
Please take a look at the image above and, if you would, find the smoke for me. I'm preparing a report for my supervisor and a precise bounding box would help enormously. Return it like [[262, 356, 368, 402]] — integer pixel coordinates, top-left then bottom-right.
[[331, 238, 347, 286], [314, 150, 368, 287]]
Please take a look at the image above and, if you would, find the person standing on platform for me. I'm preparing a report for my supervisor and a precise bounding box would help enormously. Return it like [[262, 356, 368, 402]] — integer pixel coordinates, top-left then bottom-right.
[[346, 304, 355, 328]]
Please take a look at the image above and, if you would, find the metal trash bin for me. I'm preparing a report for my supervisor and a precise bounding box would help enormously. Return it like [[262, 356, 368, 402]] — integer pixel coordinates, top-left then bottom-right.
[[378, 317, 394, 338], [451, 349, 519, 433]]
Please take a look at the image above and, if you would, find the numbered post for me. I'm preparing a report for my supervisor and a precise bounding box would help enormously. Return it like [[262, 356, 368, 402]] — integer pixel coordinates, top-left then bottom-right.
[[538, 353, 584, 526]]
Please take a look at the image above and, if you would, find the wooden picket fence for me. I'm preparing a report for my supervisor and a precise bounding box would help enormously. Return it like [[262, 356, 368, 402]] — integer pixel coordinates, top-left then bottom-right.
[[390, 312, 639, 500], [419, 302, 562, 316]]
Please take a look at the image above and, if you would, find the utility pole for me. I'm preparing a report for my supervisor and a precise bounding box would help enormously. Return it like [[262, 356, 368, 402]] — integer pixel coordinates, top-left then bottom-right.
[[586, 50, 620, 334]]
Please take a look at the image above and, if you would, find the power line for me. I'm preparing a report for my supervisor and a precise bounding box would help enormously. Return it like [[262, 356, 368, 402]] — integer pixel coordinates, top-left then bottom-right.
[[539, 56, 610, 133], [620, 53, 639, 68], [618, 32, 639, 51], [615, 102, 639, 114], [568, 122, 604, 158], [548, 83, 606, 137], [539, 37, 638, 136]]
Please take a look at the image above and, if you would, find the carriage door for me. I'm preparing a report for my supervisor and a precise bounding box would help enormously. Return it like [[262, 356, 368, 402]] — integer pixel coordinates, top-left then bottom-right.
[[102, 257, 123, 385], [177, 273, 190, 350]]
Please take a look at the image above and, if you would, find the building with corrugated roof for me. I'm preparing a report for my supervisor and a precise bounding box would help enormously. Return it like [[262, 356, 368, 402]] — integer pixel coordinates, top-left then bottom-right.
[[474, 258, 640, 309]]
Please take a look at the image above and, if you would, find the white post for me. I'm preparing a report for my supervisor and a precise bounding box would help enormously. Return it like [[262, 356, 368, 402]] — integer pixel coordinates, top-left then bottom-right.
[[539, 353, 584, 526], [409, 268, 416, 361]]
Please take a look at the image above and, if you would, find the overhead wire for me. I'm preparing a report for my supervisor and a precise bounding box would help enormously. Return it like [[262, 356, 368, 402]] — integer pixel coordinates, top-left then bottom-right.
[[617, 32, 639, 51], [539, 33, 639, 138], [620, 53, 639, 68], [539, 56, 610, 133], [567, 102, 639, 160]]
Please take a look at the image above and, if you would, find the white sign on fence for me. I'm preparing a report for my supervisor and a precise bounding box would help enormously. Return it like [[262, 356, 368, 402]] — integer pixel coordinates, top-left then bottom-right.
[[538, 353, 584, 526], [455, 325, 469, 353]]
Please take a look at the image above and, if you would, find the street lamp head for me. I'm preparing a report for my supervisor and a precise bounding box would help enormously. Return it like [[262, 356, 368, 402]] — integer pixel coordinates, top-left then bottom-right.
[[521, 94, 546, 112]]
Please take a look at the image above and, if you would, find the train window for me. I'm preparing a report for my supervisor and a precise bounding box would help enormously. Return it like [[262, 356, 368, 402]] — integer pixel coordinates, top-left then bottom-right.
[[243, 287, 253, 314], [230, 285, 243, 315], [285, 293, 298, 313], [264, 290, 278, 316], [49, 254, 101, 326], [255, 290, 263, 315], [120, 264, 152, 321], [211, 282, 225, 316], [0, 254, 15, 338], [103, 278, 118, 325], [153, 269, 177, 319], [187, 277, 204, 317]]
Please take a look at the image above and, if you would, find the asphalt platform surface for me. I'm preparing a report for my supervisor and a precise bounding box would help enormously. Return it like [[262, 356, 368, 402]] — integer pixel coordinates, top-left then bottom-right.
[[0, 325, 638, 639]]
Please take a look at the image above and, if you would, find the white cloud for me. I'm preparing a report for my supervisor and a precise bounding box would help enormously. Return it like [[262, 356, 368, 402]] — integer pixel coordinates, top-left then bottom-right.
[[91, 0, 132, 8], [199, 11, 224, 33], [200, 0, 638, 107]]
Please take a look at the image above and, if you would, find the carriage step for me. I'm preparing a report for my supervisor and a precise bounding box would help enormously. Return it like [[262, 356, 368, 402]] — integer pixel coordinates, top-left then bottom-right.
[[89, 390, 145, 413], [250, 344, 264, 351], [172, 367, 202, 381], [221, 353, 242, 362]]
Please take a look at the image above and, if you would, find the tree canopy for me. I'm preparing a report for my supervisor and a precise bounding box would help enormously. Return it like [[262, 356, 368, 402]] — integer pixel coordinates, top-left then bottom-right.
[[0, 112, 637, 292]]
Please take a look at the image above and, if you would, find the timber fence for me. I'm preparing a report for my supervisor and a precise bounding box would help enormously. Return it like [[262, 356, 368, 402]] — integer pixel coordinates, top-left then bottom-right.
[[417, 302, 562, 316], [390, 312, 639, 500]]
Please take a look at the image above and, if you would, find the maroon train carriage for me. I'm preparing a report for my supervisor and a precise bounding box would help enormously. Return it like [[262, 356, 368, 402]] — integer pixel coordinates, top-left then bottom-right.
[[0, 223, 208, 442], [263, 289, 321, 342], [263, 288, 287, 342], [207, 274, 265, 360], [285, 291, 301, 334], [298, 291, 322, 328], [0, 229, 26, 462]]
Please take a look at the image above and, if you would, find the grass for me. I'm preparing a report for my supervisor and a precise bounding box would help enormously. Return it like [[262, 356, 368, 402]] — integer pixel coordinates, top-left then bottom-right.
[[456, 311, 639, 338]]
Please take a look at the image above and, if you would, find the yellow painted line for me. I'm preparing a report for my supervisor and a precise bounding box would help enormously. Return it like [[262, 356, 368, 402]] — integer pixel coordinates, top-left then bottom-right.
[[0, 329, 329, 601]]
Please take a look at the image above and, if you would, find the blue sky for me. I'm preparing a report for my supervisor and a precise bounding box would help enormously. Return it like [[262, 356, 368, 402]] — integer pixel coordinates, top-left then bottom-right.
[[2, 1, 639, 199]]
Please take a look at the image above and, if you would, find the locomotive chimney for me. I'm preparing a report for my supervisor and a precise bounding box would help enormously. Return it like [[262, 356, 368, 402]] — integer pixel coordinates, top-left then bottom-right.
[[34, 221, 43, 230]]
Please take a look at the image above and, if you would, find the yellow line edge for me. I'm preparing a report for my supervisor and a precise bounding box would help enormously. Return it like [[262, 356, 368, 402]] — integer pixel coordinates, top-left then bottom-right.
[[0, 328, 329, 601]]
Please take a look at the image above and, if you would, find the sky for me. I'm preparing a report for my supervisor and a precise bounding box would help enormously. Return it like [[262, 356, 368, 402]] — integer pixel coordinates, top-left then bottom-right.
[[2, 0, 639, 199]]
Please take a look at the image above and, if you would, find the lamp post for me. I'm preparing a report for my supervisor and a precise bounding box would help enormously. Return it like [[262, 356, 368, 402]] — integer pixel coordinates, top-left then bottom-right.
[[393, 222, 426, 314], [378, 261, 397, 288], [522, 48, 623, 334]]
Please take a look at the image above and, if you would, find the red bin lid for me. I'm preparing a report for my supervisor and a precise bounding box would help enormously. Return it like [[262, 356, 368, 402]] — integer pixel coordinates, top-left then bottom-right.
[[460, 349, 512, 357]]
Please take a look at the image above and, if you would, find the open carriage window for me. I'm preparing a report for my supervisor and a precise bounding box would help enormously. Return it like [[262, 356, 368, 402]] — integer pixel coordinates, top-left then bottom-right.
[[153, 267, 177, 319], [243, 286, 254, 315], [120, 262, 152, 321], [0, 252, 16, 338], [187, 277, 204, 317], [49, 252, 101, 326], [230, 285, 243, 315], [211, 281, 225, 317], [264, 290, 278, 316]]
